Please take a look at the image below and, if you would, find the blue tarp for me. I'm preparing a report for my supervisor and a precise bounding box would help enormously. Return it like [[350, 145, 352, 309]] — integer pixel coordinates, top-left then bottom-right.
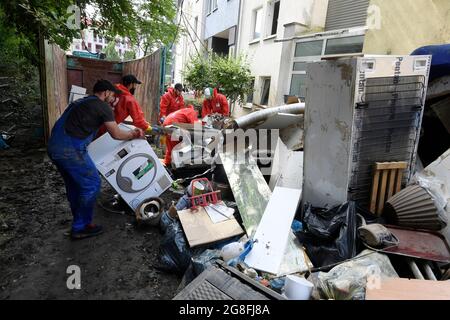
[[411, 44, 450, 82]]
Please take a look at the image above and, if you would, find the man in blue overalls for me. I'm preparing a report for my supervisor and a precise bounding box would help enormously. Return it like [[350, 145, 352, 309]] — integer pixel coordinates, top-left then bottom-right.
[[48, 80, 144, 240]]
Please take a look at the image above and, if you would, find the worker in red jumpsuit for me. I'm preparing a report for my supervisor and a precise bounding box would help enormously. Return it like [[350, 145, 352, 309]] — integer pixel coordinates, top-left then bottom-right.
[[162, 106, 201, 166], [97, 74, 152, 137], [201, 87, 229, 118], [159, 83, 185, 124]]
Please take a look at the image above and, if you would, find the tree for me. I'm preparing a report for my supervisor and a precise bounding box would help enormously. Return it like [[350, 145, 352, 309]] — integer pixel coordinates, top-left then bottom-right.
[[102, 41, 120, 61], [123, 50, 136, 61], [0, 0, 180, 65], [182, 52, 254, 107]]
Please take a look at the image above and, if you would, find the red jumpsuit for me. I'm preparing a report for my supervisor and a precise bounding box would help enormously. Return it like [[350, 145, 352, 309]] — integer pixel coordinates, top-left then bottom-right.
[[201, 88, 229, 118], [159, 87, 185, 121], [162, 107, 199, 166], [96, 83, 149, 137]]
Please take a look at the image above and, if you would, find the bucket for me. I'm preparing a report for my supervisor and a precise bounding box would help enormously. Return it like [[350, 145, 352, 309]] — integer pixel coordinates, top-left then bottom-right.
[[284, 275, 314, 300]]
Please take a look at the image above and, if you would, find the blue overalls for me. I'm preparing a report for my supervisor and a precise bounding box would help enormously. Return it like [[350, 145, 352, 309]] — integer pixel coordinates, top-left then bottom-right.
[[47, 96, 101, 233]]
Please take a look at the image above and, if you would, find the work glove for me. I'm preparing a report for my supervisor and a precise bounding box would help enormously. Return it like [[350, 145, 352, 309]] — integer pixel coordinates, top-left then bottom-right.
[[145, 126, 153, 134]]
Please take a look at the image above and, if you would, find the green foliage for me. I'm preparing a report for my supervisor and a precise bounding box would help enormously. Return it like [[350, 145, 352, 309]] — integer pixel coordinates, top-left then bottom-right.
[[182, 54, 214, 92], [102, 41, 120, 61], [0, 0, 179, 64], [182, 52, 253, 106], [0, 7, 40, 105], [211, 54, 254, 105], [123, 50, 136, 61]]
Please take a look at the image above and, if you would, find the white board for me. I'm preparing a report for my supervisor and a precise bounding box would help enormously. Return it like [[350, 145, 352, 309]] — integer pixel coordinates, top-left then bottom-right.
[[244, 186, 302, 274], [269, 138, 304, 191]]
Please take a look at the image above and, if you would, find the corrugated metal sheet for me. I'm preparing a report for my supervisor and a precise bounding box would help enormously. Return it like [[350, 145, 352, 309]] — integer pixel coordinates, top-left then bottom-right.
[[325, 0, 370, 31]]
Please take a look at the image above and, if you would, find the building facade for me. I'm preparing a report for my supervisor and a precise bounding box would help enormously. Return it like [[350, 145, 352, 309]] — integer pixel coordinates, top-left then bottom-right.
[[68, 28, 136, 60], [172, 0, 207, 84], [172, 0, 450, 113]]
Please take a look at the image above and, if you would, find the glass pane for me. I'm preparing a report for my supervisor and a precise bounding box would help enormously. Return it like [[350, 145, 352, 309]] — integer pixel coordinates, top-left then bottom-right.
[[293, 62, 308, 71], [254, 9, 262, 39], [325, 35, 365, 55], [289, 74, 307, 98], [294, 40, 323, 57], [261, 78, 271, 105]]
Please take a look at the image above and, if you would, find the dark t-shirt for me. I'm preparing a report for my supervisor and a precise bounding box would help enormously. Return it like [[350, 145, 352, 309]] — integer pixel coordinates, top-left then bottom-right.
[[64, 96, 115, 139]]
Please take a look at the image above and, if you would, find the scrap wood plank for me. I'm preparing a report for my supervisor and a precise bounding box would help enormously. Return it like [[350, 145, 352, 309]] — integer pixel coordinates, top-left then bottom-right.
[[370, 161, 408, 215], [366, 278, 450, 300], [244, 186, 302, 275], [178, 207, 244, 248]]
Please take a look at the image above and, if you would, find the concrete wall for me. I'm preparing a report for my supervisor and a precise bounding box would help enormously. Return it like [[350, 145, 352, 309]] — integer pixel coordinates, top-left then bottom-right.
[[204, 0, 240, 39], [363, 0, 450, 55], [234, 0, 328, 115]]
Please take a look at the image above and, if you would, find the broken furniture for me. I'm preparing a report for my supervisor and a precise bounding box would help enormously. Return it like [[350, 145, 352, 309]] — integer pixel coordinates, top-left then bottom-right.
[[174, 262, 285, 300], [177, 206, 244, 248], [370, 161, 408, 215], [303, 56, 431, 209], [366, 278, 450, 300]]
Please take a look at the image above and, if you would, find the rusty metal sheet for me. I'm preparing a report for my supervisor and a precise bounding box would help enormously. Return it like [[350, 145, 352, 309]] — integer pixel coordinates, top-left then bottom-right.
[[382, 225, 450, 263]]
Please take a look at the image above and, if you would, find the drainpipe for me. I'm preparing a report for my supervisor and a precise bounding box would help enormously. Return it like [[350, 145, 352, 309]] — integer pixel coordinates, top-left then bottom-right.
[[233, 102, 305, 129]]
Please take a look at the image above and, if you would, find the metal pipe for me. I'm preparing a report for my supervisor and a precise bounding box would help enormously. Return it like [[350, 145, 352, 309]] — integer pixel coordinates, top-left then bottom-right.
[[423, 262, 437, 281], [233, 103, 305, 129], [408, 259, 425, 280]]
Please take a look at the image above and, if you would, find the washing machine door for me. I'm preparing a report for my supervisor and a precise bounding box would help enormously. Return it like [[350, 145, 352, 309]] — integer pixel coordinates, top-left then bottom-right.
[[116, 153, 158, 193]]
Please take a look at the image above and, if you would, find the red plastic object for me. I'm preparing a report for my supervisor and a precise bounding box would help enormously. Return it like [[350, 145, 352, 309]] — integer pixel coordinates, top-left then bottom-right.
[[189, 178, 221, 209]]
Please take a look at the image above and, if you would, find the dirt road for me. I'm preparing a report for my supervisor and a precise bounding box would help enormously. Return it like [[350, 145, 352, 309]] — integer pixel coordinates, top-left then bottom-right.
[[0, 117, 180, 300]]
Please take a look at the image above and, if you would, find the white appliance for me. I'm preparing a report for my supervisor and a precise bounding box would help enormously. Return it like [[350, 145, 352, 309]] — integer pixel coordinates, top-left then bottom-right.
[[88, 124, 173, 210], [303, 55, 432, 209]]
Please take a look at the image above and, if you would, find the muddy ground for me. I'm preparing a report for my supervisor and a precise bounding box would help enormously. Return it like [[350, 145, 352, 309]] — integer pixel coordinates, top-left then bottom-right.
[[0, 101, 181, 300]]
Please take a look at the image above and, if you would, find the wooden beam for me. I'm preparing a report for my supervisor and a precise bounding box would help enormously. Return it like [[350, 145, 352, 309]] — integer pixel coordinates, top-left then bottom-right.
[[375, 162, 408, 170]]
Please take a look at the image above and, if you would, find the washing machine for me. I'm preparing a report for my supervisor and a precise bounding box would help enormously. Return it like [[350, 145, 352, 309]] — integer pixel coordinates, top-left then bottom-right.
[[87, 124, 173, 210]]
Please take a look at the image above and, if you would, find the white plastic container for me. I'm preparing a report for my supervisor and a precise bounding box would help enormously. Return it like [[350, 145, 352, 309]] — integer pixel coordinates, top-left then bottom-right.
[[284, 275, 314, 300]]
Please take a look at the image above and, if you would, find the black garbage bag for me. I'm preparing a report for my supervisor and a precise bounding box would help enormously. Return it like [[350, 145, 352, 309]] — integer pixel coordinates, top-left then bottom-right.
[[157, 212, 192, 275], [297, 202, 358, 267]]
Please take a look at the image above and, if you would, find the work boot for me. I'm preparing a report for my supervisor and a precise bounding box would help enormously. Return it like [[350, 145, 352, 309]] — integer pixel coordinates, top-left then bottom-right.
[[71, 224, 103, 240]]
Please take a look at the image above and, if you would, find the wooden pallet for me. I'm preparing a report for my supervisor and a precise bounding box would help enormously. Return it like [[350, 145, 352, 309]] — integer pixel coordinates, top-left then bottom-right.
[[370, 161, 408, 215]]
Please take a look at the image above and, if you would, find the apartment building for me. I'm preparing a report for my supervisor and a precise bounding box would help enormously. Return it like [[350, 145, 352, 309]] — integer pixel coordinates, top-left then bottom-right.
[[68, 28, 135, 60]]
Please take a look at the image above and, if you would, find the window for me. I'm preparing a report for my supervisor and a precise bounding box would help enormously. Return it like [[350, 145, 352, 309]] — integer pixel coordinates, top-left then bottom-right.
[[288, 30, 366, 100], [96, 44, 102, 53], [271, 1, 280, 36], [87, 43, 92, 51], [289, 74, 307, 98], [261, 77, 271, 106], [247, 79, 255, 104], [324, 35, 365, 55], [294, 40, 323, 57], [253, 8, 263, 40], [194, 17, 199, 37], [207, 0, 218, 14]]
